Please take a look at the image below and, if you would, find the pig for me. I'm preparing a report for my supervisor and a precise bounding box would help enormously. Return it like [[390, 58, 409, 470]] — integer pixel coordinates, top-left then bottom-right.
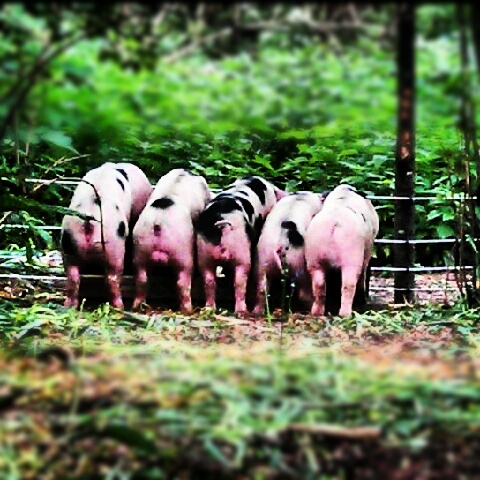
[[61, 163, 133, 310], [252, 191, 326, 316], [131, 168, 212, 313], [304, 184, 379, 318], [195, 175, 287, 314], [103, 162, 153, 274], [103, 162, 152, 227]]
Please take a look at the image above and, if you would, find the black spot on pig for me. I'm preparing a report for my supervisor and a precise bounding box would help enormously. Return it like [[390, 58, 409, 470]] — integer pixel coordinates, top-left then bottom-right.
[[242, 177, 267, 204], [281, 221, 304, 247], [251, 215, 264, 245], [116, 178, 125, 191], [151, 197, 175, 209], [61, 229, 77, 256], [93, 197, 100, 206], [178, 168, 197, 178], [196, 196, 242, 245], [236, 196, 254, 222], [346, 206, 357, 216], [116, 168, 129, 181], [321, 190, 332, 201], [117, 221, 126, 238]]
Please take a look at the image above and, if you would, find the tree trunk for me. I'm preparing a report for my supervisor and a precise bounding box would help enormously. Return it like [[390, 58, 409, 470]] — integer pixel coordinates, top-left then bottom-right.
[[470, 4, 480, 76], [394, 3, 416, 304]]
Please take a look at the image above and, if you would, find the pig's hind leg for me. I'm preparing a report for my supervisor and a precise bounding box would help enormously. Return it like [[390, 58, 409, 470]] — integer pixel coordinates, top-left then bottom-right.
[[105, 251, 125, 310], [132, 265, 148, 311], [339, 264, 363, 317], [310, 267, 327, 317], [201, 265, 217, 310], [176, 267, 193, 314], [234, 263, 249, 315], [64, 263, 81, 309]]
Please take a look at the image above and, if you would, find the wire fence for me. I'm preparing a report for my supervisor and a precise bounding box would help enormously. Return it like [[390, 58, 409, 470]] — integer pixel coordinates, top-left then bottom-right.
[[0, 177, 475, 300]]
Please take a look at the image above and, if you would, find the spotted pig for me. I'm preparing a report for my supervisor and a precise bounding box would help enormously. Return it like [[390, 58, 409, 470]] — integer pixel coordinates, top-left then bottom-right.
[[253, 191, 325, 316], [61, 163, 133, 309], [132, 168, 212, 313], [195, 175, 287, 314]]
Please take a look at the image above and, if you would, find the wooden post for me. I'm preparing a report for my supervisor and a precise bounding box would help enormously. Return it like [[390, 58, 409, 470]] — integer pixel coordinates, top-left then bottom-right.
[[394, 3, 416, 303]]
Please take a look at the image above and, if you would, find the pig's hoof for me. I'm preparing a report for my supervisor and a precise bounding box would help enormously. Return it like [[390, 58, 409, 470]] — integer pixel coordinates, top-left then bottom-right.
[[311, 304, 325, 317], [64, 298, 78, 309], [112, 300, 124, 311], [132, 299, 145, 312]]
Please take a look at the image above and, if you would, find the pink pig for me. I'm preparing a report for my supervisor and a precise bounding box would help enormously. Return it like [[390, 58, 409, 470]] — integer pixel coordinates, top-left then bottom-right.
[[61, 163, 133, 309], [305, 184, 379, 318], [253, 191, 325, 316], [132, 169, 212, 313]]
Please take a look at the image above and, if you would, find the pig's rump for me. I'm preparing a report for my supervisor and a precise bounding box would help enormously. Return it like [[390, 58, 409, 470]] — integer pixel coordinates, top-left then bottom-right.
[[131, 168, 212, 313], [133, 206, 195, 269], [306, 210, 367, 267], [61, 165, 131, 265], [305, 205, 373, 316], [307, 215, 368, 315]]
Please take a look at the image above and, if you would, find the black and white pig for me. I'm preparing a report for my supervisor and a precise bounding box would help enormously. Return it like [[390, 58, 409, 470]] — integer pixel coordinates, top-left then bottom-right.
[[132, 168, 212, 313], [304, 184, 379, 318], [61, 163, 135, 310], [195, 175, 287, 314], [252, 191, 325, 316]]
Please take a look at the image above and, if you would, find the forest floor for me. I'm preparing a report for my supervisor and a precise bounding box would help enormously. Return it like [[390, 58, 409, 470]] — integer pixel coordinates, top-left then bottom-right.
[[1, 271, 479, 479]]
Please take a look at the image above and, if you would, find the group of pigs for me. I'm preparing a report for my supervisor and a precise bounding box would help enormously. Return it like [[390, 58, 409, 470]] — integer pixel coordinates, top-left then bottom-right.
[[61, 162, 379, 318]]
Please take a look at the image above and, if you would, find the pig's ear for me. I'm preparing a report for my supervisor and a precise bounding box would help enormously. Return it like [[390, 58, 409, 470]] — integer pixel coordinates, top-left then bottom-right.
[[275, 188, 288, 201]]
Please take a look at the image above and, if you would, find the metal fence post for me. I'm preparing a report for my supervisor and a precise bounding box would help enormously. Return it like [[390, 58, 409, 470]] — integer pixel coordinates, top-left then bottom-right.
[[394, 3, 416, 303]]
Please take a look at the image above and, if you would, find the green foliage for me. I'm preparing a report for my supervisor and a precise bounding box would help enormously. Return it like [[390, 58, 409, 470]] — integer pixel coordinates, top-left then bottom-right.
[[0, 3, 476, 264]]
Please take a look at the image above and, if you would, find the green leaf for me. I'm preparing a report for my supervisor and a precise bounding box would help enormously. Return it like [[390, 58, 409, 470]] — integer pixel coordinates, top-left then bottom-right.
[[252, 154, 274, 172], [0, 194, 88, 218], [436, 224, 455, 238], [40, 130, 79, 154]]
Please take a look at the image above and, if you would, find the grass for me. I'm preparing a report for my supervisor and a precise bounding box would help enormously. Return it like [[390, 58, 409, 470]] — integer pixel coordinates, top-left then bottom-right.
[[1, 277, 480, 478]]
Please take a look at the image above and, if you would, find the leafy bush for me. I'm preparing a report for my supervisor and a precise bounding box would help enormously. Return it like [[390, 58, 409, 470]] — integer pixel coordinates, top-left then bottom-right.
[[0, 5, 474, 267]]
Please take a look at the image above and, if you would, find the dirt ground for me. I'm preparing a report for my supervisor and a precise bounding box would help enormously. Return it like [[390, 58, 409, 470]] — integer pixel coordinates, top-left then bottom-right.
[[369, 271, 464, 307]]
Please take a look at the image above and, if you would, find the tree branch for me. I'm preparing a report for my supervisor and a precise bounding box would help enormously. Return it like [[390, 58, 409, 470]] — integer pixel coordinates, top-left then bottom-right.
[[0, 32, 87, 141], [163, 27, 233, 64]]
